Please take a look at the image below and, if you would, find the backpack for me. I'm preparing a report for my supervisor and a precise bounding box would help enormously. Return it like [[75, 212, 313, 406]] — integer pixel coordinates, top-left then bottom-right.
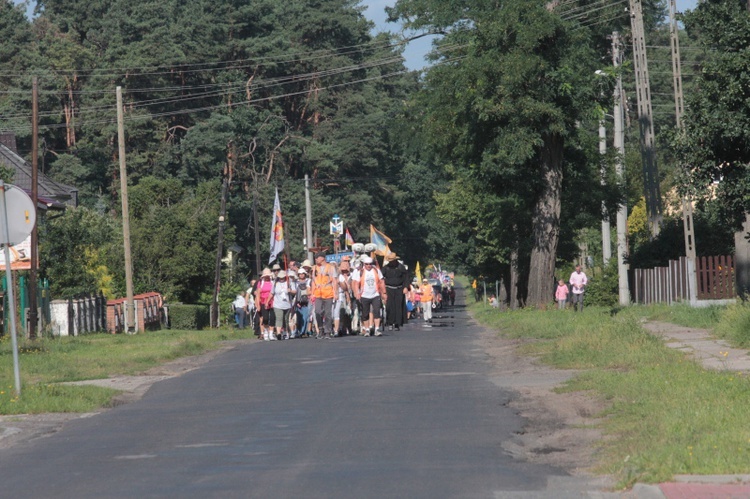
[[297, 280, 309, 306]]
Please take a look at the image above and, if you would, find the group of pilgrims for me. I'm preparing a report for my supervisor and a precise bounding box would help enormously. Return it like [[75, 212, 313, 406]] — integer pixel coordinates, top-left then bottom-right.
[[232, 250, 454, 340]]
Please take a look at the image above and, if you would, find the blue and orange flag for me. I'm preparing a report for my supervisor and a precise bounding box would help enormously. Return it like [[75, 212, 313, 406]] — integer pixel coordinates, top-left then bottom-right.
[[269, 188, 284, 264], [345, 228, 354, 248], [370, 224, 392, 256]]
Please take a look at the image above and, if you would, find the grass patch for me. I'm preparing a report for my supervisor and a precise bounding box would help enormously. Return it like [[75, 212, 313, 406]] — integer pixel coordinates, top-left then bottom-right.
[[618, 303, 724, 330], [713, 302, 750, 347], [0, 383, 117, 414], [0, 326, 254, 413], [469, 300, 750, 487]]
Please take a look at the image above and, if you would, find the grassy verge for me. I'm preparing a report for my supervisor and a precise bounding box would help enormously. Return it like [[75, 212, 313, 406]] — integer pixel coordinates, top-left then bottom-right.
[[0, 327, 255, 415], [470, 301, 750, 487]]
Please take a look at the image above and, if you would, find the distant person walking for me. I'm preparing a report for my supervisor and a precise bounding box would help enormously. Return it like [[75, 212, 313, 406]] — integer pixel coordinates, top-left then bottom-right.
[[569, 265, 588, 312], [419, 278, 434, 323], [555, 279, 569, 310], [232, 291, 247, 328], [381, 252, 408, 331]]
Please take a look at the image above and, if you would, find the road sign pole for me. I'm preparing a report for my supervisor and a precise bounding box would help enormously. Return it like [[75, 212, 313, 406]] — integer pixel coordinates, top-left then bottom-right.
[[0, 182, 22, 396]]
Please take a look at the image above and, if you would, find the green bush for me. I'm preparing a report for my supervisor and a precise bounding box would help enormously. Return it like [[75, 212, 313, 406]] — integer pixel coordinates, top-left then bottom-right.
[[714, 302, 750, 347], [168, 304, 210, 330], [584, 259, 619, 307]]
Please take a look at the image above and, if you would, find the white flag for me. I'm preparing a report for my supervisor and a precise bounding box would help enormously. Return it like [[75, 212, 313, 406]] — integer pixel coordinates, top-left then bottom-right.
[[269, 188, 284, 264]]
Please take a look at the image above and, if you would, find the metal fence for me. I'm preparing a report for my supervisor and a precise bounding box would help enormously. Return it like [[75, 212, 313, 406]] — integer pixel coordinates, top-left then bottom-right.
[[1, 276, 51, 337]]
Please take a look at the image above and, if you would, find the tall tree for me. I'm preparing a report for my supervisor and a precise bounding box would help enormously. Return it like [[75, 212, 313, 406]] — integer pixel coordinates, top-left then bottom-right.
[[389, 0, 602, 305], [675, 0, 750, 227]]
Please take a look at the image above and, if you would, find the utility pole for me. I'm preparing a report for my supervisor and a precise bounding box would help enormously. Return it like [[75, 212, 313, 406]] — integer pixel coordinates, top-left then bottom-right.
[[629, 0, 662, 237], [599, 118, 611, 265], [253, 184, 261, 276], [29, 77, 39, 339], [669, 0, 698, 304], [116, 86, 135, 332], [305, 174, 313, 263], [211, 173, 228, 328], [613, 32, 631, 306]]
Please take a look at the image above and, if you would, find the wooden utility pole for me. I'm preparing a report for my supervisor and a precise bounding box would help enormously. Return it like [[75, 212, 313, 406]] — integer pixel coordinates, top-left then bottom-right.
[[29, 77, 39, 339], [613, 32, 631, 305], [629, 0, 662, 236], [116, 86, 135, 331], [669, 0, 698, 303], [305, 174, 313, 263], [253, 185, 261, 276]]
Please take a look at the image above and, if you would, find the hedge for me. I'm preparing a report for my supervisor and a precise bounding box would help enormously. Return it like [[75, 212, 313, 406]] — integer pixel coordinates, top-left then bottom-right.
[[168, 304, 210, 330]]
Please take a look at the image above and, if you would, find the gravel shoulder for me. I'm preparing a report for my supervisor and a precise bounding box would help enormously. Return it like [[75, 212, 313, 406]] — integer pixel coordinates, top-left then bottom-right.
[[476, 330, 609, 477]]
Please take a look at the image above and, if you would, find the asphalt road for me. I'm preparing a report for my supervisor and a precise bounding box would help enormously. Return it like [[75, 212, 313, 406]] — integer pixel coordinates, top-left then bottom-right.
[[0, 292, 605, 498]]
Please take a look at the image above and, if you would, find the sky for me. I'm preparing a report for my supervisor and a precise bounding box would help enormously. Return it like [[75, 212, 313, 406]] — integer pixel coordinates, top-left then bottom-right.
[[360, 0, 700, 71], [14, 0, 699, 71]]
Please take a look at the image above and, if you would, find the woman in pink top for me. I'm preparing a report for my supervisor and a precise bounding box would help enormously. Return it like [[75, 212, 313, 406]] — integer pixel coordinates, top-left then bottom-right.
[[255, 269, 275, 340], [555, 279, 569, 310]]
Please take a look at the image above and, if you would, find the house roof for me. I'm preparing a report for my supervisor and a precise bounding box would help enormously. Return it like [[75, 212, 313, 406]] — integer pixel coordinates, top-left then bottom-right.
[[0, 143, 78, 208]]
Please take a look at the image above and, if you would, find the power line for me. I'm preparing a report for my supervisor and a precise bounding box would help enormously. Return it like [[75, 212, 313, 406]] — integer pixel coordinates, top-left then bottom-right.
[[0, 55, 407, 121], [561, 0, 629, 21], [573, 9, 629, 30], [558, 0, 615, 18], [0, 55, 465, 135], [0, 37, 411, 79], [0, 42, 466, 97]]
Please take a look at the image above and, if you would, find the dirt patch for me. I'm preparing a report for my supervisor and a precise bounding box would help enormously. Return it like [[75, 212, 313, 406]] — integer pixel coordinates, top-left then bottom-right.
[[476, 330, 609, 476]]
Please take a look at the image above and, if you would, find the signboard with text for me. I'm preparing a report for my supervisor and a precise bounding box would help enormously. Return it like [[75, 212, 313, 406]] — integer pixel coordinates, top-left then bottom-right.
[[0, 235, 32, 270], [325, 251, 354, 264]]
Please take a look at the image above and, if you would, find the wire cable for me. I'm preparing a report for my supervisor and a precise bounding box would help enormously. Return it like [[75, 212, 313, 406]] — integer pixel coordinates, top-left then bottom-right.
[[1, 55, 465, 135], [561, 0, 628, 21], [0, 55, 407, 121]]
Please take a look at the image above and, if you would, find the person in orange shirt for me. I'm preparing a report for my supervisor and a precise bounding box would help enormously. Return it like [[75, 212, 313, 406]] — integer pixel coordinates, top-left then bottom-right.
[[311, 252, 339, 338], [419, 278, 434, 323]]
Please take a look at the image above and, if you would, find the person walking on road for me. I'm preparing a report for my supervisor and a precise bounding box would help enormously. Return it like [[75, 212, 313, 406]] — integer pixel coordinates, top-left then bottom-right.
[[311, 252, 339, 339], [295, 268, 312, 337], [256, 268, 275, 340], [335, 261, 353, 336], [569, 265, 588, 312], [419, 278, 434, 323], [381, 252, 408, 331], [271, 270, 295, 339], [352, 256, 385, 336]]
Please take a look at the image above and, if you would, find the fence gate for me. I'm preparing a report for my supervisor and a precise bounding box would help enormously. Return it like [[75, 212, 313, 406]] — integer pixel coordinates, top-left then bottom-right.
[[697, 255, 735, 300]]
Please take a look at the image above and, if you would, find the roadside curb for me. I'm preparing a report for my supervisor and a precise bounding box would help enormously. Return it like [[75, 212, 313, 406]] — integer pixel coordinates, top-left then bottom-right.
[[631, 483, 666, 498], [655, 476, 750, 498]]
